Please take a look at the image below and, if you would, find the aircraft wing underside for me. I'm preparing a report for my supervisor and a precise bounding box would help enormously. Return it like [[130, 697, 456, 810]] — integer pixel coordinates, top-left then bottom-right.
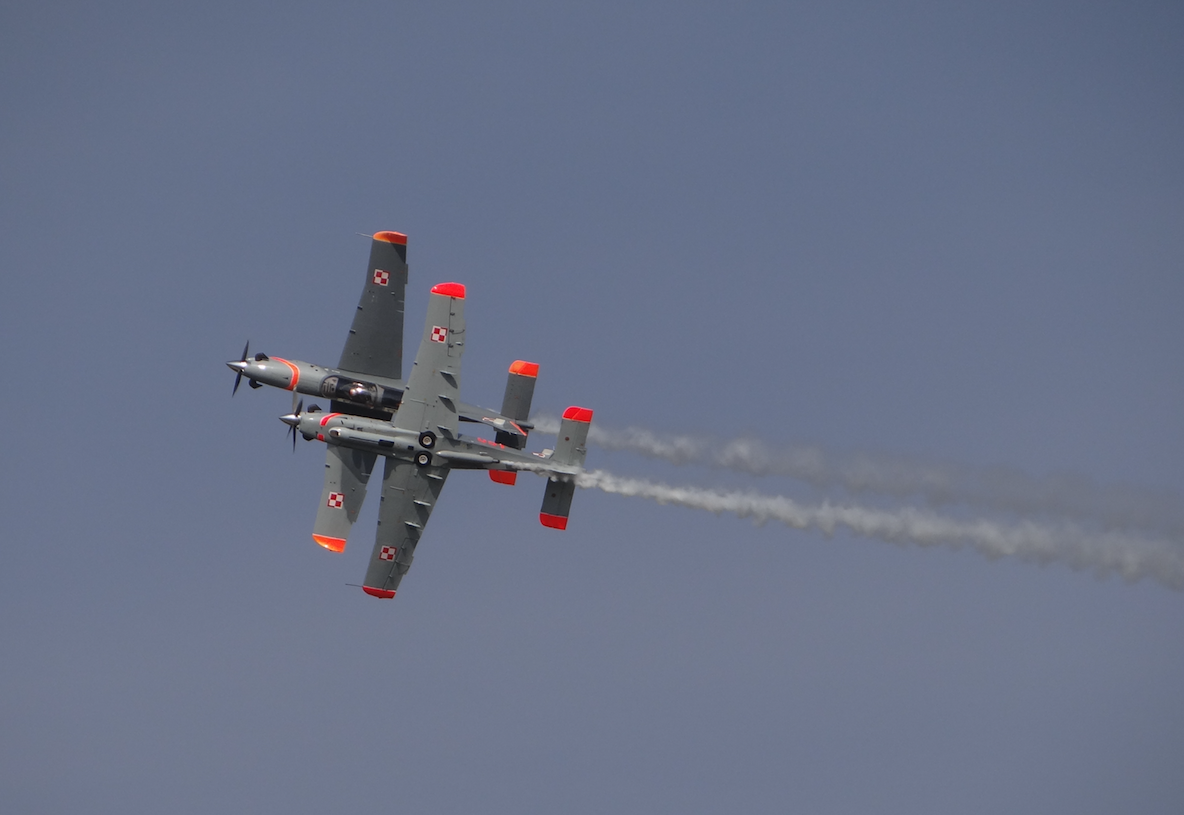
[[337, 231, 409, 382], [362, 281, 468, 598], [393, 282, 466, 440], [312, 445, 377, 553], [361, 456, 450, 597]]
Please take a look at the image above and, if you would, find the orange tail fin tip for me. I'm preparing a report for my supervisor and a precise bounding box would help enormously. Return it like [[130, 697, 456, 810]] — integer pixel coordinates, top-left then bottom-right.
[[562, 406, 593, 423], [372, 231, 407, 245], [540, 512, 568, 530], [509, 360, 539, 378]]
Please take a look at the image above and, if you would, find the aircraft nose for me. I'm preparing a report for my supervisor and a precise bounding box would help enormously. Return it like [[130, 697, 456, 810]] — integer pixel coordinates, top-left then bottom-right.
[[279, 413, 300, 428], [227, 360, 249, 373]]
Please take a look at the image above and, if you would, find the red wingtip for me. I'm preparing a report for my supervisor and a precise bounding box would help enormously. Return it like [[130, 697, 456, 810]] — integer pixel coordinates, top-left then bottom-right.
[[372, 231, 407, 245], [430, 282, 466, 299], [489, 471, 518, 486], [312, 534, 346, 553], [509, 360, 539, 378], [362, 586, 396, 599], [562, 406, 593, 423], [540, 512, 569, 530]]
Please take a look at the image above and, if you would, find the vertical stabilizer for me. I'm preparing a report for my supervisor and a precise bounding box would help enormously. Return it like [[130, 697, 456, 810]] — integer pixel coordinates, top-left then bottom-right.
[[539, 406, 593, 529], [496, 360, 538, 449]]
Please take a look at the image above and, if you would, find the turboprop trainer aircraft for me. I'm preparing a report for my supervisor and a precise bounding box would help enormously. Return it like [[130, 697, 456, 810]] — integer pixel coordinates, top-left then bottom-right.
[[228, 231, 593, 599]]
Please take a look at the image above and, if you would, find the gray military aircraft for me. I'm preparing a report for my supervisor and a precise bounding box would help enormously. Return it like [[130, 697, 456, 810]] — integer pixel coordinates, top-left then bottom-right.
[[228, 231, 592, 599]]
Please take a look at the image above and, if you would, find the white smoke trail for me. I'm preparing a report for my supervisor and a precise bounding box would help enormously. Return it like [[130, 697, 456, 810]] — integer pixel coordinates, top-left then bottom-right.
[[573, 469, 1184, 591], [532, 416, 1184, 535]]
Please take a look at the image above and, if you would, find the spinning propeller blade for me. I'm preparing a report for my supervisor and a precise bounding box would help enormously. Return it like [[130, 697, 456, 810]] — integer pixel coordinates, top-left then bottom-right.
[[286, 399, 304, 452], [231, 340, 250, 396]]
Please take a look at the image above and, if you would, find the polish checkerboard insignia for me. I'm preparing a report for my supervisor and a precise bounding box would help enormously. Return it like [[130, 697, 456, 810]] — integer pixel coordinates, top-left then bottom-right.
[[379, 545, 397, 561], [430, 325, 447, 343], [327, 492, 345, 508], [372, 269, 390, 286]]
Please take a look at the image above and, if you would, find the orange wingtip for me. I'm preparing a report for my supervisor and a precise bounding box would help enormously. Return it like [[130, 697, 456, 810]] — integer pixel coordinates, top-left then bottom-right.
[[540, 512, 568, 530], [509, 360, 539, 378], [312, 534, 346, 553], [430, 282, 466, 299], [562, 406, 593, 423], [362, 586, 396, 599], [489, 470, 518, 486], [372, 231, 407, 245]]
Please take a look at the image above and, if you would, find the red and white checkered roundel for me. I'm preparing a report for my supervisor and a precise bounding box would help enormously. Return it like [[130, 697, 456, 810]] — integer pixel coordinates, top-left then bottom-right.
[[327, 492, 344, 508], [372, 269, 390, 286], [430, 325, 448, 343], [379, 545, 397, 561]]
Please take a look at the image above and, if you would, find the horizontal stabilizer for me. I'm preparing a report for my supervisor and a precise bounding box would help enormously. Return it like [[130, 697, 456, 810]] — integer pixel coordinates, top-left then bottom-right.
[[496, 360, 537, 448], [551, 405, 593, 468], [540, 478, 576, 530], [539, 406, 591, 529]]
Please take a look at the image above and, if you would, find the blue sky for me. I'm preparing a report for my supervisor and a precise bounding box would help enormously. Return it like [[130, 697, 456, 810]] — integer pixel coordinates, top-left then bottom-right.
[[2, 2, 1182, 812]]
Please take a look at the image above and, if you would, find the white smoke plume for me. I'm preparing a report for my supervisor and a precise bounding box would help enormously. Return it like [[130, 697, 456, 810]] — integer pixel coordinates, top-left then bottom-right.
[[573, 469, 1184, 591], [532, 417, 1184, 536]]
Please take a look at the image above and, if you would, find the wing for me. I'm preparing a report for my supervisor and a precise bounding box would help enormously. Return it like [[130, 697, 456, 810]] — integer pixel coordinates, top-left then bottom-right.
[[361, 455, 450, 598], [337, 231, 409, 381], [392, 282, 466, 440], [311, 445, 378, 552]]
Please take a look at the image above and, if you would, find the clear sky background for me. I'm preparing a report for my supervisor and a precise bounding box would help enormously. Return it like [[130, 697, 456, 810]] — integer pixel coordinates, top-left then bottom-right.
[[2, 2, 1182, 812]]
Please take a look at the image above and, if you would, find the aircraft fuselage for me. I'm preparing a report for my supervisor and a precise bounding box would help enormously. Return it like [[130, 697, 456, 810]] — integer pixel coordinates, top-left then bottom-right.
[[280, 409, 555, 474], [227, 356, 405, 412]]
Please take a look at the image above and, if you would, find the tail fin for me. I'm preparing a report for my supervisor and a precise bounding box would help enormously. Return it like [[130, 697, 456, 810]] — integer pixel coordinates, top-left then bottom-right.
[[552, 406, 592, 468], [539, 406, 592, 529], [495, 360, 538, 449], [540, 479, 575, 529]]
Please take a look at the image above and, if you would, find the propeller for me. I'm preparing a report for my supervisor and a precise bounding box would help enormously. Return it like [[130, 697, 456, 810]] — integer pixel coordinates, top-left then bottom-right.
[[282, 398, 305, 452], [280, 392, 325, 452], [231, 340, 250, 396]]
